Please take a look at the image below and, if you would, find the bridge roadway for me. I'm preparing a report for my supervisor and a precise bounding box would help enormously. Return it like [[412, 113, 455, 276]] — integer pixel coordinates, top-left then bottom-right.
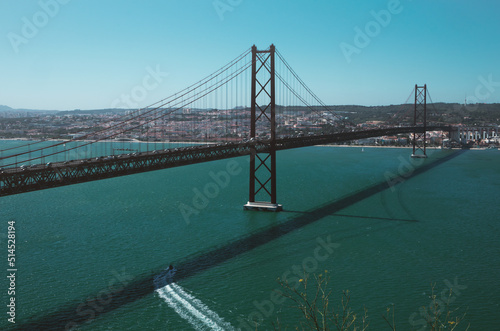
[[0, 126, 452, 197]]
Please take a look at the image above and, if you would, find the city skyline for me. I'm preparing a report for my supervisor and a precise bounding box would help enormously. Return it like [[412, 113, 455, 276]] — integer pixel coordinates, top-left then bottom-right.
[[1, 0, 500, 110]]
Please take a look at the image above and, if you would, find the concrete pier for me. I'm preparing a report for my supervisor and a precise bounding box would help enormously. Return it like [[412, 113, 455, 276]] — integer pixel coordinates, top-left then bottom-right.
[[244, 201, 283, 212]]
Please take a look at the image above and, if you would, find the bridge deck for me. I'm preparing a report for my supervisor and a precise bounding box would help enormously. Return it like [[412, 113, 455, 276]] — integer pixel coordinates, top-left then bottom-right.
[[0, 126, 452, 197]]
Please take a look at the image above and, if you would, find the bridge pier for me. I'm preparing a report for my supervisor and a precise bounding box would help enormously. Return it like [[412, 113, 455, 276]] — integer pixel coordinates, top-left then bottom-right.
[[449, 128, 460, 144], [244, 44, 283, 212], [244, 201, 283, 212]]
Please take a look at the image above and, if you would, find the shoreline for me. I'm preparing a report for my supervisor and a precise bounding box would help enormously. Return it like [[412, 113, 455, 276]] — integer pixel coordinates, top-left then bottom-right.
[[317, 144, 497, 151]]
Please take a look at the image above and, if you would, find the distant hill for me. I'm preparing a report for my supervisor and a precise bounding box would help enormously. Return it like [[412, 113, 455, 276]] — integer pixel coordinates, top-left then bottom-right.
[[0, 107, 123, 116], [301, 103, 500, 126], [0, 105, 60, 114], [0, 105, 13, 112], [0, 103, 498, 126]]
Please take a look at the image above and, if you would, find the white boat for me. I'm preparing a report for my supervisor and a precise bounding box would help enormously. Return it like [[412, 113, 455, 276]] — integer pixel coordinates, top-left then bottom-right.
[[153, 265, 177, 289], [166, 266, 177, 278]]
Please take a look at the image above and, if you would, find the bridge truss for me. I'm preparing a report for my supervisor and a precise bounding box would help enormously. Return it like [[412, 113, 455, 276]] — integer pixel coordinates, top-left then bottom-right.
[[0, 126, 452, 197]]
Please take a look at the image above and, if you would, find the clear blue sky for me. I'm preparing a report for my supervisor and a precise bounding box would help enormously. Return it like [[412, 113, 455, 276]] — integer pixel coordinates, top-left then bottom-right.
[[1, 0, 499, 110]]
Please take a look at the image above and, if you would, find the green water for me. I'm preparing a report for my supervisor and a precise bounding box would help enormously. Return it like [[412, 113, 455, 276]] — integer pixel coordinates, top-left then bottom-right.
[[1, 144, 499, 330]]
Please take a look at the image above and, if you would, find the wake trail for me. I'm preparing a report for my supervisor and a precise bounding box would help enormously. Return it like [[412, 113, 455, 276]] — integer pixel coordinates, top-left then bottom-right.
[[156, 283, 234, 330], [170, 283, 234, 330], [157, 286, 205, 330]]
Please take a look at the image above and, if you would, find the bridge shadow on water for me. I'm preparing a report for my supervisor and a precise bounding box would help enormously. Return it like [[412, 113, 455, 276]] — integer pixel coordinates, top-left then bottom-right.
[[16, 150, 466, 330], [282, 211, 419, 223]]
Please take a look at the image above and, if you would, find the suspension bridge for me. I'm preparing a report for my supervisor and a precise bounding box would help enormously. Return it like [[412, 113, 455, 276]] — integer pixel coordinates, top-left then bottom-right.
[[0, 45, 459, 208]]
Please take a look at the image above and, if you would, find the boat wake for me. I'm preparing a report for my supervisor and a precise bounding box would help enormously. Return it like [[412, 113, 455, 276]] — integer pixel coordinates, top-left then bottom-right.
[[156, 282, 234, 330]]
